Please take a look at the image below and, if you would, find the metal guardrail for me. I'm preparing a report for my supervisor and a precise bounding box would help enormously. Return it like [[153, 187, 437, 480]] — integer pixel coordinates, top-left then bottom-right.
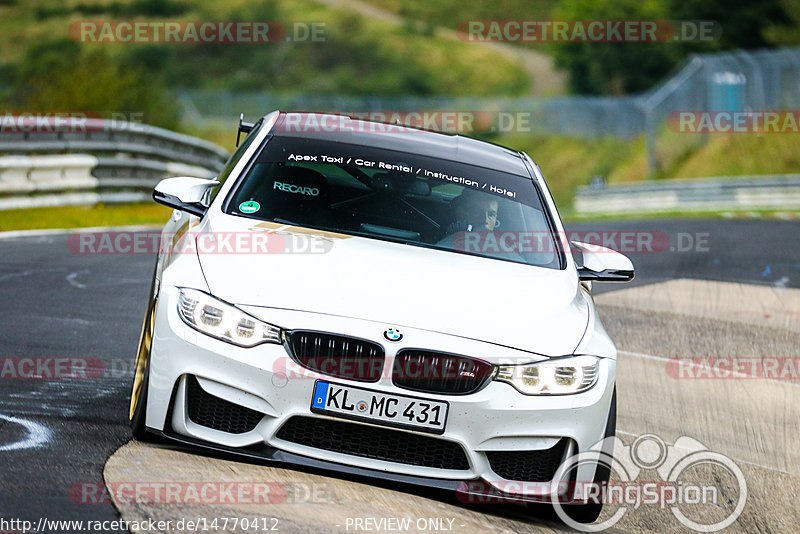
[[5, 116, 797, 216], [0, 118, 229, 210], [574, 174, 800, 215]]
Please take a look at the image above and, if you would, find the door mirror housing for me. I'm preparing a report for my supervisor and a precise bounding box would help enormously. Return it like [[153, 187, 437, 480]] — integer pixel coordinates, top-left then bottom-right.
[[572, 241, 635, 282], [153, 177, 220, 217]]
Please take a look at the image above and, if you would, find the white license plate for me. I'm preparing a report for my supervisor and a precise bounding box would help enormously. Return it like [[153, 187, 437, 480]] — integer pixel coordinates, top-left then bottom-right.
[[311, 381, 448, 434]]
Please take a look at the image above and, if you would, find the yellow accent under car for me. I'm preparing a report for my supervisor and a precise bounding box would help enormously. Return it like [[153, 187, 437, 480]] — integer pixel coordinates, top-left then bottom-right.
[[251, 221, 353, 240], [129, 299, 156, 419]]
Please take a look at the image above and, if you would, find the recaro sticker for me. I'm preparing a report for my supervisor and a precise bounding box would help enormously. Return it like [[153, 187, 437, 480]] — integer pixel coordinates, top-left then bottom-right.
[[273, 181, 320, 196], [238, 200, 261, 213]]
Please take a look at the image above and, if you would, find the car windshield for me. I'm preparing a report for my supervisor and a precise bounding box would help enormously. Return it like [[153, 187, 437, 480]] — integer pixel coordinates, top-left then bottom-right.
[[224, 135, 563, 269]]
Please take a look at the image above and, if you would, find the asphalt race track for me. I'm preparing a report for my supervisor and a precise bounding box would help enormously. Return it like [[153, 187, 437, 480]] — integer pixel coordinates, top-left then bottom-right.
[[0, 218, 798, 533]]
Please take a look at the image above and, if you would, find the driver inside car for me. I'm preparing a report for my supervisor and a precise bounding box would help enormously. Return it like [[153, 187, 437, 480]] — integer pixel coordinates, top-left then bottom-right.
[[478, 198, 499, 231], [443, 190, 499, 235]]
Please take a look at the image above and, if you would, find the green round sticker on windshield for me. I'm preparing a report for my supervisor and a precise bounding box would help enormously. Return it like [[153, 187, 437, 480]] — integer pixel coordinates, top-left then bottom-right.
[[239, 200, 260, 214]]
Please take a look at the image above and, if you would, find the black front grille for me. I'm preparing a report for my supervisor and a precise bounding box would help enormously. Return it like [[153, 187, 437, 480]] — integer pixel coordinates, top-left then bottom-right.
[[392, 350, 494, 395], [186, 375, 264, 434], [276, 416, 470, 470], [486, 438, 569, 482], [286, 331, 384, 382]]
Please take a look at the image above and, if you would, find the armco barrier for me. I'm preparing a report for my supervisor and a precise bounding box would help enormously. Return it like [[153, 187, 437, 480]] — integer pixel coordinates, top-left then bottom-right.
[[0, 118, 229, 210], [574, 174, 800, 215]]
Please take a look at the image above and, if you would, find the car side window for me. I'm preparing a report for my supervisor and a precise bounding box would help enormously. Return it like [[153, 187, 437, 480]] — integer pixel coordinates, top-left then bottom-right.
[[209, 122, 262, 203]]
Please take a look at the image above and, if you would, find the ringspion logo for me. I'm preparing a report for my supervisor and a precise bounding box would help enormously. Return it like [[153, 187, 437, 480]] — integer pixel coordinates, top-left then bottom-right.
[[457, 434, 747, 533]]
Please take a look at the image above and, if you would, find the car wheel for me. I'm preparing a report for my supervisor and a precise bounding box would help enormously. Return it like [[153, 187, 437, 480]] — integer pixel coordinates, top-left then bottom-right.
[[129, 262, 158, 441], [552, 387, 617, 524]]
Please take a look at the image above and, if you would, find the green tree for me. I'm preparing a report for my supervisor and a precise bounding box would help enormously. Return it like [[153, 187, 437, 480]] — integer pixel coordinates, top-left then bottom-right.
[[764, 0, 800, 45], [670, 0, 792, 52], [549, 0, 680, 95], [9, 38, 178, 129], [550, 0, 683, 95], [550, 0, 796, 95]]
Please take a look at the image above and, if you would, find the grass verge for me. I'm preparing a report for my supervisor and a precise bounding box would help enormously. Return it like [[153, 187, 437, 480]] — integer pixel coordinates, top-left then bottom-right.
[[0, 203, 171, 232], [563, 209, 800, 223]]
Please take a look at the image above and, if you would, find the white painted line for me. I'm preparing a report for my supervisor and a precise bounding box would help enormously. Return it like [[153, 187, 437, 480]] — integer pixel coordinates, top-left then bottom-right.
[[616, 429, 799, 479], [0, 413, 52, 451], [0, 225, 162, 240], [618, 349, 672, 363], [0, 269, 35, 283], [66, 270, 88, 289]]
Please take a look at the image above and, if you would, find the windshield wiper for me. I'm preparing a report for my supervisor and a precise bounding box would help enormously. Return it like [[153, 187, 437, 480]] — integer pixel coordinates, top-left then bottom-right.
[[272, 218, 300, 226]]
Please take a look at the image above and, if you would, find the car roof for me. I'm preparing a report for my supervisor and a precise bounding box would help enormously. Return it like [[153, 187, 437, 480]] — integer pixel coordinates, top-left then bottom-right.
[[269, 112, 532, 178]]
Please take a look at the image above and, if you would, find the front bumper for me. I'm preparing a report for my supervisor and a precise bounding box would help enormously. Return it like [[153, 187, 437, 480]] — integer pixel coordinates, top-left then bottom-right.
[[146, 286, 617, 503]]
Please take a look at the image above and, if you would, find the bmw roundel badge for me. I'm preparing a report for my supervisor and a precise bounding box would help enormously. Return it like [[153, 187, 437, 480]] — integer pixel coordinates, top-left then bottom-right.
[[383, 328, 403, 342]]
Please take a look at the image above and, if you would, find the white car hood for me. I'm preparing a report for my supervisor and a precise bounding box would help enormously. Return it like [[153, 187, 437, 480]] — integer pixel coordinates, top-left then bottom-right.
[[196, 216, 589, 356]]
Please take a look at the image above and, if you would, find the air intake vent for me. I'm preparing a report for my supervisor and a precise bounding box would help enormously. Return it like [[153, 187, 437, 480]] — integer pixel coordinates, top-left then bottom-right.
[[285, 331, 385, 382], [186, 375, 263, 434], [276, 416, 470, 470], [486, 438, 569, 482], [392, 350, 494, 395]]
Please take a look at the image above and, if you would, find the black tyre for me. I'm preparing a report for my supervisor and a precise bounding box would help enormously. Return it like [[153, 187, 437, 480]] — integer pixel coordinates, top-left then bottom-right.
[[552, 387, 617, 524]]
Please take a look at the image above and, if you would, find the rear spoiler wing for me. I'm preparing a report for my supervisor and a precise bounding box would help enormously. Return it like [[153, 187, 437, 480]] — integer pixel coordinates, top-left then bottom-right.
[[236, 113, 255, 146]]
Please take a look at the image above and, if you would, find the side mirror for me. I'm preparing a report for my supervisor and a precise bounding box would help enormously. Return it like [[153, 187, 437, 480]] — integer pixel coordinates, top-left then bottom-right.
[[572, 241, 635, 282], [153, 177, 220, 217]]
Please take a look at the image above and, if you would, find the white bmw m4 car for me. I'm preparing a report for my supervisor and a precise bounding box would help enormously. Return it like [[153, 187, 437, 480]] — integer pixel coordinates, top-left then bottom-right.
[[130, 111, 634, 522]]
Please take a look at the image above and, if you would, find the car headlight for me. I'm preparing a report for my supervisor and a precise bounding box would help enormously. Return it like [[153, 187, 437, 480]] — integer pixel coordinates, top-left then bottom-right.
[[494, 355, 600, 395], [177, 288, 281, 347]]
